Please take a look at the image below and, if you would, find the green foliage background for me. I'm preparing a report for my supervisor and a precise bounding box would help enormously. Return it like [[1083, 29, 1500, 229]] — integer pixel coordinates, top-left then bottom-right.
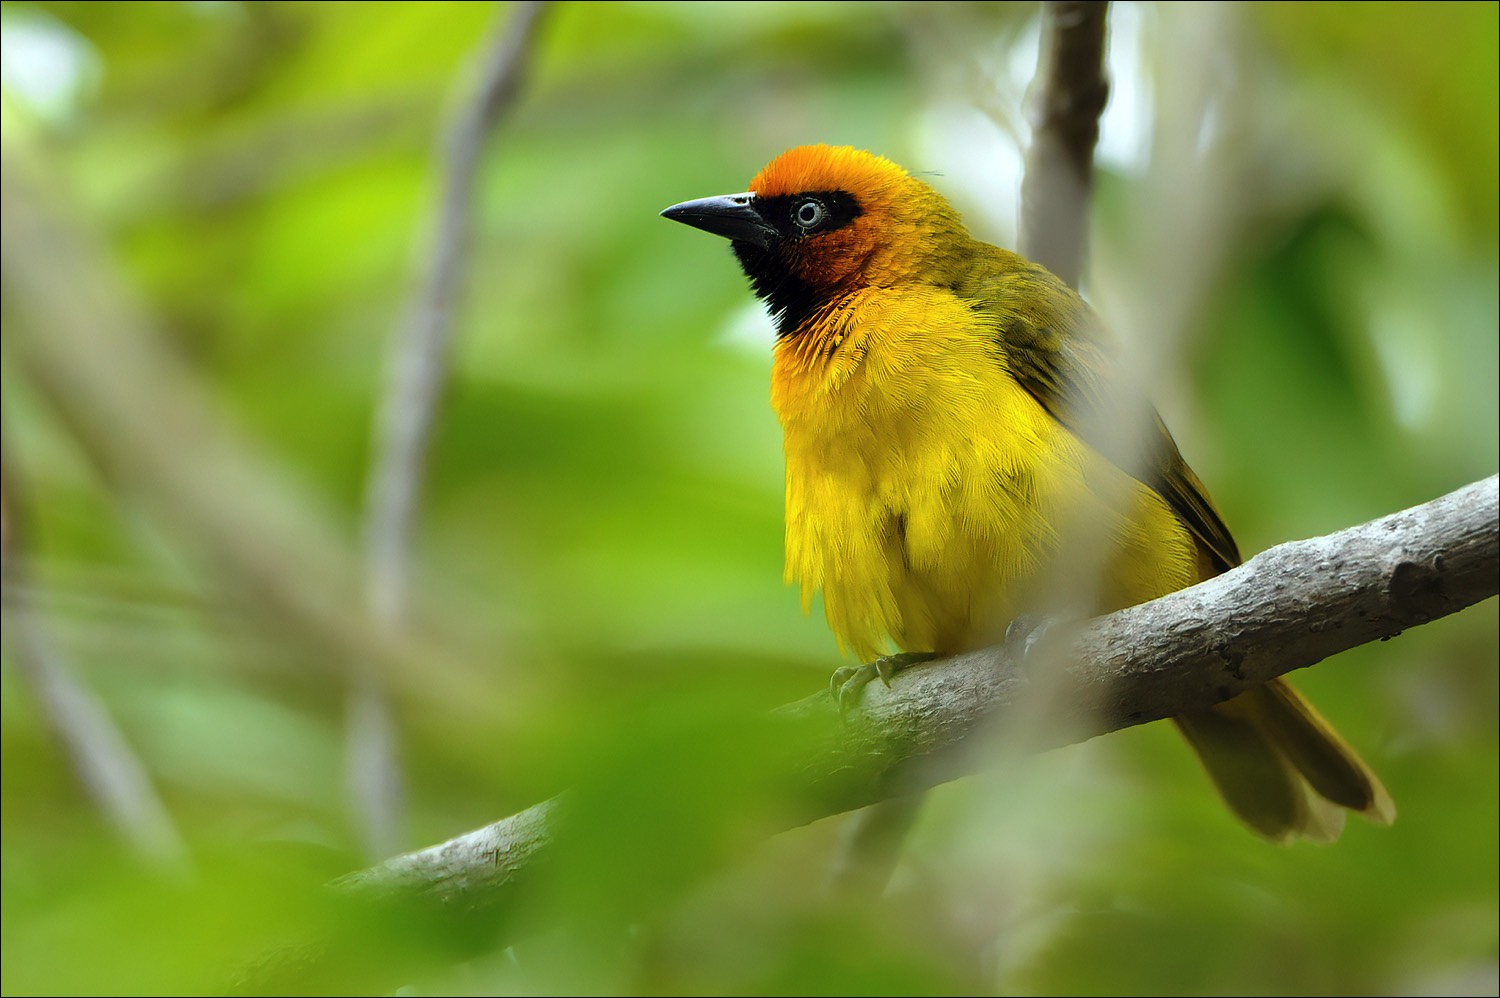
[[2, 2, 1495, 994]]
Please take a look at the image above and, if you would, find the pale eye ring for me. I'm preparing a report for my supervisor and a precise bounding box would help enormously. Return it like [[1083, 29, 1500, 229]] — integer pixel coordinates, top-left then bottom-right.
[[793, 198, 826, 231]]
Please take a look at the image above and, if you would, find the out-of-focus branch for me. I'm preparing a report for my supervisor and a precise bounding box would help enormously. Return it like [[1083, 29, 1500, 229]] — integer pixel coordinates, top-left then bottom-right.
[[335, 475, 1499, 913], [834, 0, 1113, 901], [1092, 3, 1255, 397], [363, 0, 551, 624], [0, 430, 187, 870], [1020, 0, 1110, 287], [0, 152, 496, 726], [353, 0, 551, 858]]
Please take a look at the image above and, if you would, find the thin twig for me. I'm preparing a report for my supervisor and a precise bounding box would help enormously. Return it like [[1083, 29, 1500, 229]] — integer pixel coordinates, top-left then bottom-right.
[[1019, 0, 1110, 288], [353, 0, 551, 859], [0, 428, 188, 871]]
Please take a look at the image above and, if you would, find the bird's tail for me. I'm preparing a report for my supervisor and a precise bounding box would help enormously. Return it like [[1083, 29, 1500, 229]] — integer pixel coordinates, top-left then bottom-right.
[[1173, 677, 1396, 842]]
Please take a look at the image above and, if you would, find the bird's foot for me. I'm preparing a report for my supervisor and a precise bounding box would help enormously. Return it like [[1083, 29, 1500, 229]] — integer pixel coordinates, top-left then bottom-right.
[[1002, 614, 1071, 676], [830, 651, 940, 711]]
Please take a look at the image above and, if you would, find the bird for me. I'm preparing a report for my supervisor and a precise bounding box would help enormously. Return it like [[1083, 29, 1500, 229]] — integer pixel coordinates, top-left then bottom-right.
[[661, 144, 1394, 842]]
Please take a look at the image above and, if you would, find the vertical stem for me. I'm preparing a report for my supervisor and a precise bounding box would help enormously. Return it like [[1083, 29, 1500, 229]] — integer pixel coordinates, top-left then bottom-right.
[[830, 1, 1114, 901], [1019, 0, 1111, 288], [353, 0, 551, 859]]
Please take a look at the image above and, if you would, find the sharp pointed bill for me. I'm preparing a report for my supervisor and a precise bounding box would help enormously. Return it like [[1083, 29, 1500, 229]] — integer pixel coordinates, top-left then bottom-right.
[[660, 193, 775, 249]]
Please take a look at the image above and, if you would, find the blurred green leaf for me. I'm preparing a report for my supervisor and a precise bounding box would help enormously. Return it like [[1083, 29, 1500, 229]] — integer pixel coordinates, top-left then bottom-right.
[[2, 2, 1494, 994]]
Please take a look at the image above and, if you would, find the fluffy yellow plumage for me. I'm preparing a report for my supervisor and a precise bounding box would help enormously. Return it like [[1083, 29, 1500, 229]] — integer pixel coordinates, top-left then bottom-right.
[[663, 144, 1393, 842], [773, 280, 1197, 659]]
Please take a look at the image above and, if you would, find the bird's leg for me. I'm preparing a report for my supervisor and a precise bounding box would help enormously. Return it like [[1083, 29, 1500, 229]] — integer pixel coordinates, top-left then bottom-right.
[[1001, 613, 1075, 677], [829, 651, 940, 710]]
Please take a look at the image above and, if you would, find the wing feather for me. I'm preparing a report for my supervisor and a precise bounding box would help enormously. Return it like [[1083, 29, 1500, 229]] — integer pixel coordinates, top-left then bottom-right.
[[962, 257, 1241, 573]]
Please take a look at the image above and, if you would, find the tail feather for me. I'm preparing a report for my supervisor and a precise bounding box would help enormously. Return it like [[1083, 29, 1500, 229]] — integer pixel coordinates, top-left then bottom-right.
[[1253, 679, 1396, 824], [1173, 707, 1310, 843], [1174, 677, 1392, 842]]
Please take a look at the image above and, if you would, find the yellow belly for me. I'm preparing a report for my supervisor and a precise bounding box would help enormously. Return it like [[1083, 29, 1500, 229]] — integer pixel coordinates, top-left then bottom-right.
[[772, 287, 1199, 661]]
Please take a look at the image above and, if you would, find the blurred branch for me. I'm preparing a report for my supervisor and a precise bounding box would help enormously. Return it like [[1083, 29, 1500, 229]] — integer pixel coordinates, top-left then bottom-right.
[[354, 0, 551, 858], [1, 152, 361, 664], [0, 429, 187, 871], [833, 0, 1114, 901], [364, 0, 551, 623], [1093, 2, 1254, 391], [1020, 0, 1110, 287], [0, 152, 494, 725], [335, 475, 1498, 914]]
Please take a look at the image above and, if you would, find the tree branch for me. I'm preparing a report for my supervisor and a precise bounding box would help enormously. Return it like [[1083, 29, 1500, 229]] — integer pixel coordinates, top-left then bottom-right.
[[353, 0, 552, 858], [1, 435, 188, 871], [362, 0, 551, 621], [335, 475, 1498, 911], [1019, 0, 1110, 287]]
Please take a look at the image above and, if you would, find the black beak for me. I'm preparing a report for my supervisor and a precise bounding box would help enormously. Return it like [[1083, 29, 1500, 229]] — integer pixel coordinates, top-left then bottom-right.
[[661, 193, 776, 250]]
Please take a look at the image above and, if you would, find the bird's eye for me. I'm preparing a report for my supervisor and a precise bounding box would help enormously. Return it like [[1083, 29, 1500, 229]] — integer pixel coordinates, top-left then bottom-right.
[[793, 198, 827, 231]]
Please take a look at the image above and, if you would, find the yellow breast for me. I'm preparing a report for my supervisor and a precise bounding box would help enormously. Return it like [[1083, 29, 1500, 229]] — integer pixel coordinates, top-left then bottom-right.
[[772, 286, 1198, 662]]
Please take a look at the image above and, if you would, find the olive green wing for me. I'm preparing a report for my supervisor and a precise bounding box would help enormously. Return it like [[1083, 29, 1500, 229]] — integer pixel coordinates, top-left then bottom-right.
[[966, 259, 1241, 573], [960, 258, 1394, 843]]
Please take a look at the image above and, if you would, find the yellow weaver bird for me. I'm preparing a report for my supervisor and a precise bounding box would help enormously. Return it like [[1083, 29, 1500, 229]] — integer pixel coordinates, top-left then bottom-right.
[[663, 144, 1393, 842]]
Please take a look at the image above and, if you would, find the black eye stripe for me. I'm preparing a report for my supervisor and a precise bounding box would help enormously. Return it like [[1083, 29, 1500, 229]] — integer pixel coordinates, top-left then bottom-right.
[[731, 190, 866, 338], [754, 190, 862, 240]]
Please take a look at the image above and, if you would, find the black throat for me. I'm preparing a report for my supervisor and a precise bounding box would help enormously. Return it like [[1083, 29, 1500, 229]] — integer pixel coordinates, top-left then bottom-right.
[[728, 189, 863, 339], [731, 242, 823, 339]]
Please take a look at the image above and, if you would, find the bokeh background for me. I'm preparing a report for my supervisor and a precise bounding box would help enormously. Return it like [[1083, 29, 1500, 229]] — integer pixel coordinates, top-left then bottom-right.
[[2, 2, 1495, 994]]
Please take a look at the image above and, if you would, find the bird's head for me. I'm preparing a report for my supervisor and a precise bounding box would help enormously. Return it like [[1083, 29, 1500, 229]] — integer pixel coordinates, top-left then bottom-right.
[[662, 145, 969, 335]]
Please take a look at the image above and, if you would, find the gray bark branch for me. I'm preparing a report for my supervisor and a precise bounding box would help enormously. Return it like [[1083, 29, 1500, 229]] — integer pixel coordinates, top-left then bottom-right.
[[335, 475, 1499, 911], [1020, 0, 1110, 287]]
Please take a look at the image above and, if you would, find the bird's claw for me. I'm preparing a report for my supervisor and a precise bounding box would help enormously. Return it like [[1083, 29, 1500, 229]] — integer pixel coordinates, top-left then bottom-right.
[[829, 652, 940, 711], [830, 663, 877, 711], [1003, 614, 1067, 675]]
